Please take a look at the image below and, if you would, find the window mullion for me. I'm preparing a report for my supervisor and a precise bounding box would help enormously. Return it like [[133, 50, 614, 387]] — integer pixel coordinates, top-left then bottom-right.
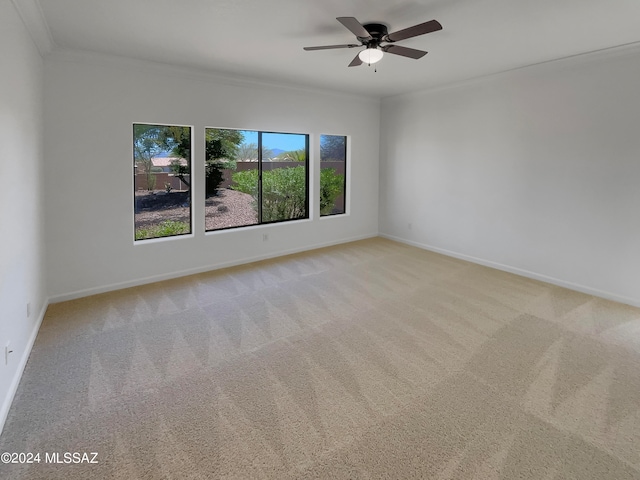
[[258, 131, 263, 223]]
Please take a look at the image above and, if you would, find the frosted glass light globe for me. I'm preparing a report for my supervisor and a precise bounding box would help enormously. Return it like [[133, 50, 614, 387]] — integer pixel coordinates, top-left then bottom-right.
[[358, 48, 384, 64]]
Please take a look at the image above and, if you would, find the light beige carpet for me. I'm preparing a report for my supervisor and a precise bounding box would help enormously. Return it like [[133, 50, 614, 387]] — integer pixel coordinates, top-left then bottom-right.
[[1, 237, 640, 479]]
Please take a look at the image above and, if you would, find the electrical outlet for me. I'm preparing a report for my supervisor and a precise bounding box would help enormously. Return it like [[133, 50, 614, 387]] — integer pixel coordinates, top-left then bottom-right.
[[262, 233, 269, 242], [408, 223, 412, 230]]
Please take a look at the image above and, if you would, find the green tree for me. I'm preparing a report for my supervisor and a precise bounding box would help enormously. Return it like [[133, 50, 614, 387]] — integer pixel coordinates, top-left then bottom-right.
[[261, 146, 275, 160], [205, 129, 244, 196], [169, 160, 190, 188], [133, 124, 165, 191], [133, 125, 192, 191], [238, 142, 258, 161], [282, 149, 306, 162], [320, 135, 346, 161], [237, 142, 276, 161], [144, 127, 244, 196], [162, 126, 191, 188], [161, 126, 190, 158], [205, 129, 242, 162]]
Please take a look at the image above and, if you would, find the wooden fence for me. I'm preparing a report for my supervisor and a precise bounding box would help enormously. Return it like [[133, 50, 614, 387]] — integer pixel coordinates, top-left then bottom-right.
[[134, 160, 345, 211]]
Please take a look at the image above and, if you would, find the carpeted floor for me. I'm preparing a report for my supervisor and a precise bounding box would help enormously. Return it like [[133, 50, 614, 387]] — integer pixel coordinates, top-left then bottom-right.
[[1, 237, 640, 479]]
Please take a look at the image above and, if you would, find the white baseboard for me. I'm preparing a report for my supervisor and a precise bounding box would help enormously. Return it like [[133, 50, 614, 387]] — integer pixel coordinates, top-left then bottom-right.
[[0, 298, 49, 435], [380, 233, 640, 308], [49, 233, 378, 304]]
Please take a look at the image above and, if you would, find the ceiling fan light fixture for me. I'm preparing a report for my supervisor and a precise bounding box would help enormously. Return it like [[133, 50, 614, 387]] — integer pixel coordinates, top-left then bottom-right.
[[303, 17, 441, 67], [358, 47, 383, 65]]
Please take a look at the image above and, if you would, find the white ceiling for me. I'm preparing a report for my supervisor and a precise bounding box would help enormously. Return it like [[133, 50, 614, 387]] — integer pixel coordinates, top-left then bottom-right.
[[34, 0, 640, 98]]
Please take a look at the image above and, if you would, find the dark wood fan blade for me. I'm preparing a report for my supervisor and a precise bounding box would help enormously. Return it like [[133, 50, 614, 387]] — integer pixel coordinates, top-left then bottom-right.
[[382, 44, 428, 59], [337, 17, 372, 40], [348, 53, 363, 67], [386, 19, 442, 42], [304, 44, 360, 51]]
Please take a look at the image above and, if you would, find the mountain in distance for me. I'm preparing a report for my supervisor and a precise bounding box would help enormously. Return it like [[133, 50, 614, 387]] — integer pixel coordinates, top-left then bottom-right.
[[269, 148, 285, 158]]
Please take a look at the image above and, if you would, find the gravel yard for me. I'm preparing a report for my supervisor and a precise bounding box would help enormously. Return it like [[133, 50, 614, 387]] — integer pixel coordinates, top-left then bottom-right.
[[134, 188, 257, 232], [204, 188, 257, 230]]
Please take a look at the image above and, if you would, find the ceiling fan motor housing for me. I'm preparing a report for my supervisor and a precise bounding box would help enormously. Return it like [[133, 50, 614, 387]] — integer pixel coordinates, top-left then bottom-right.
[[361, 23, 389, 47]]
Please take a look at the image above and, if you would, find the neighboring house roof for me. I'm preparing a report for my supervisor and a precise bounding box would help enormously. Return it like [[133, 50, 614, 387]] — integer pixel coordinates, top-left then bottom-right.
[[151, 157, 187, 168]]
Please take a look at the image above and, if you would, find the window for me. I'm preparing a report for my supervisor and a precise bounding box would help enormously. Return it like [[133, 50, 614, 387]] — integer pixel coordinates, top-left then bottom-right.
[[133, 124, 192, 241], [320, 134, 347, 216], [205, 128, 309, 231]]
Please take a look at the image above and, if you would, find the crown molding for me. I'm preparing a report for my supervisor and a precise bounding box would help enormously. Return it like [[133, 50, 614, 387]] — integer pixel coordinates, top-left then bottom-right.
[[46, 48, 381, 104], [10, 0, 53, 56], [383, 39, 640, 101]]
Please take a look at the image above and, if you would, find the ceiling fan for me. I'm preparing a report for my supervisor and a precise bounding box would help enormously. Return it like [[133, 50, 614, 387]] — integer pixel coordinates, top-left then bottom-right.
[[303, 17, 442, 67]]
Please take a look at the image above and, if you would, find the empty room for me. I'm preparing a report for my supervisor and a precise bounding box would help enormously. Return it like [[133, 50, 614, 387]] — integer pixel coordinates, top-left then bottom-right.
[[1, 0, 640, 478]]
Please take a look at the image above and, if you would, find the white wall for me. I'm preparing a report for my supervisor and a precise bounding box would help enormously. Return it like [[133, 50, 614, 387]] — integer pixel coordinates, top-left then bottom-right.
[[380, 47, 640, 306], [44, 52, 380, 300], [0, 2, 46, 427]]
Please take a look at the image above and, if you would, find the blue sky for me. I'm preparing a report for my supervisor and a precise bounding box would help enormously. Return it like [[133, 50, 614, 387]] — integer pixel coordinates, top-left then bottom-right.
[[155, 130, 306, 157], [239, 130, 305, 152]]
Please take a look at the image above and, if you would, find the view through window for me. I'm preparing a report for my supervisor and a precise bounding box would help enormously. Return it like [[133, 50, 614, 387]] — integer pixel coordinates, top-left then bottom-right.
[[320, 135, 347, 216], [132, 127, 342, 239], [205, 129, 309, 231], [133, 124, 192, 241]]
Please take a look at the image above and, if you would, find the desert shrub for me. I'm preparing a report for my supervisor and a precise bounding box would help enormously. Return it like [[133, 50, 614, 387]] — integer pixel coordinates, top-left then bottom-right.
[[262, 166, 306, 221], [232, 166, 344, 220], [135, 220, 190, 240], [232, 169, 259, 198], [319, 168, 344, 215], [232, 166, 306, 222]]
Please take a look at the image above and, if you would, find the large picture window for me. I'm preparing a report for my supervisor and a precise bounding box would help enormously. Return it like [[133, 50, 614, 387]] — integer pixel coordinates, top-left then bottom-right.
[[320, 134, 347, 216], [133, 124, 192, 241], [205, 128, 309, 231]]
